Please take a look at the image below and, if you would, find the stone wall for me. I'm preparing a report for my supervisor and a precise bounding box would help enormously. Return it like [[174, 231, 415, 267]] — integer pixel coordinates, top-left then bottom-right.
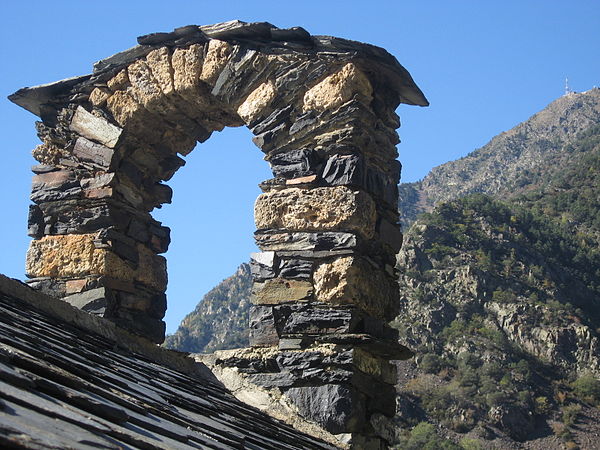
[[10, 20, 427, 448]]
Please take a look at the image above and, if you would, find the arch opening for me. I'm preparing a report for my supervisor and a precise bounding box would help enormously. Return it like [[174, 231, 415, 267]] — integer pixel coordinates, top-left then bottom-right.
[[153, 125, 271, 333]]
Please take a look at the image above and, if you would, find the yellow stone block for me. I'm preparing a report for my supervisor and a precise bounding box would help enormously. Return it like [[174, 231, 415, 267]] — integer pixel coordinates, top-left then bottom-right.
[[251, 278, 313, 305], [303, 62, 373, 112], [237, 80, 276, 124], [200, 39, 232, 85], [313, 256, 397, 319], [26, 235, 166, 292], [254, 186, 376, 239]]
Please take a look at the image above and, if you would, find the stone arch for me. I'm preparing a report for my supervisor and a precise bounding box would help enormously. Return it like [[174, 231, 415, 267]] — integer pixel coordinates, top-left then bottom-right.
[[12, 21, 427, 343], [11, 21, 427, 445]]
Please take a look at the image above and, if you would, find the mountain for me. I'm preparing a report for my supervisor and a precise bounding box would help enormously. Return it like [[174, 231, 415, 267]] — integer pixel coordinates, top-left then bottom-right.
[[391, 92, 600, 447], [399, 89, 600, 228], [165, 89, 600, 447], [393, 193, 600, 445], [164, 264, 251, 353]]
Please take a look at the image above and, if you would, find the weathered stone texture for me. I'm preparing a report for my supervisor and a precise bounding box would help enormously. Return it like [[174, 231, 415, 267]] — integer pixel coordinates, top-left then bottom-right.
[[254, 187, 376, 238], [200, 39, 232, 85], [237, 80, 277, 123], [303, 63, 373, 113], [313, 256, 398, 320], [69, 106, 122, 148], [252, 278, 313, 305], [26, 234, 106, 279], [26, 234, 166, 292]]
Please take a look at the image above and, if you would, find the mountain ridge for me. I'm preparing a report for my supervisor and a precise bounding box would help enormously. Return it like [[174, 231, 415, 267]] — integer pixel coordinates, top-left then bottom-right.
[[399, 88, 600, 227]]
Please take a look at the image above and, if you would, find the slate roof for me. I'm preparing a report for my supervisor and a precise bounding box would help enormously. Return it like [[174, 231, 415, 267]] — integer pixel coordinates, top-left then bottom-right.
[[0, 275, 335, 449]]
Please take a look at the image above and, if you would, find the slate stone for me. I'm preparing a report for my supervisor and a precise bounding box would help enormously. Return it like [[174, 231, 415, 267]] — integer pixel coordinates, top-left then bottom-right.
[[80, 173, 115, 191], [250, 251, 278, 282], [110, 310, 166, 344], [268, 148, 319, 179], [158, 154, 186, 181], [25, 278, 67, 298], [252, 122, 286, 150], [148, 182, 173, 207], [353, 374, 397, 416], [147, 224, 171, 254], [255, 231, 357, 252], [93, 45, 153, 73], [30, 177, 81, 204], [70, 106, 122, 149], [119, 160, 143, 186], [275, 352, 321, 371], [249, 105, 292, 135], [278, 338, 309, 350], [62, 287, 112, 316], [270, 27, 312, 43], [321, 154, 364, 186], [246, 372, 297, 388], [272, 304, 360, 336], [200, 20, 273, 40], [116, 290, 167, 320], [377, 219, 403, 253], [248, 367, 352, 389], [365, 167, 398, 207], [270, 250, 354, 259], [278, 259, 313, 279], [137, 32, 177, 46], [285, 384, 364, 434], [126, 217, 150, 243], [35, 201, 116, 236], [95, 229, 139, 264], [27, 204, 44, 238], [249, 306, 279, 347], [288, 111, 318, 135], [31, 164, 59, 174], [0, 361, 35, 389], [73, 137, 114, 169]]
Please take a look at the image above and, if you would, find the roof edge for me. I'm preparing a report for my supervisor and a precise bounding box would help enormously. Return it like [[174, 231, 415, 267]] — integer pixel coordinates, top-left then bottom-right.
[[0, 273, 217, 383]]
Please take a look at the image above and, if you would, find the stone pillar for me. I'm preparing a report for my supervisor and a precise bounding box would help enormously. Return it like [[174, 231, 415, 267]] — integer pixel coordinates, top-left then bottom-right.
[[25, 105, 172, 343], [214, 61, 415, 448], [10, 21, 427, 447]]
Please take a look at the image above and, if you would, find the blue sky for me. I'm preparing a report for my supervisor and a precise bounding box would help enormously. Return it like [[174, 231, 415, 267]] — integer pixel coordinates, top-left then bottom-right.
[[1, 1, 599, 333]]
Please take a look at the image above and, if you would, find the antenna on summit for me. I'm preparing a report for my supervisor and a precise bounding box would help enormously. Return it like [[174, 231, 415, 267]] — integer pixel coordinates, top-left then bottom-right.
[[564, 77, 572, 96]]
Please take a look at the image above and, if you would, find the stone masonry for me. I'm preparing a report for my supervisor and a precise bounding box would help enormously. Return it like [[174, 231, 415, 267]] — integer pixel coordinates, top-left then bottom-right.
[[10, 21, 428, 448]]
